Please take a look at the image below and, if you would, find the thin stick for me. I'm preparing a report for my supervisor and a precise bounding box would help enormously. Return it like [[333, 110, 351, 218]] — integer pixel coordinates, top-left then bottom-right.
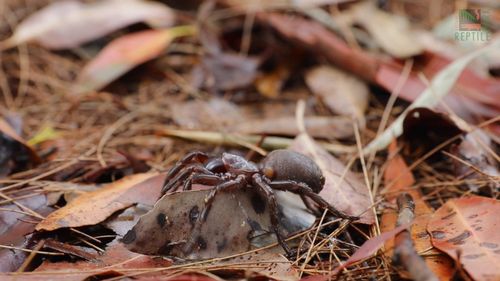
[[97, 111, 138, 167], [240, 11, 255, 55], [386, 115, 500, 191], [368, 59, 413, 168], [158, 128, 356, 154], [393, 193, 438, 281], [0, 147, 96, 192], [0, 244, 63, 256], [353, 122, 379, 234], [16, 240, 45, 272], [299, 209, 328, 277], [442, 151, 500, 181], [0, 192, 43, 219]]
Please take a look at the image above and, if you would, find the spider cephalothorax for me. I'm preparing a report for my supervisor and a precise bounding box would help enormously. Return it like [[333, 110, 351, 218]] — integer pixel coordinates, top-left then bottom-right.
[[161, 149, 358, 255]]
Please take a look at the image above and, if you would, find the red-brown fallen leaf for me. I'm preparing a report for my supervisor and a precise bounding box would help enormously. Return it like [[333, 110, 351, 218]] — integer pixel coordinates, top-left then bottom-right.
[[380, 141, 454, 280], [0, 272, 218, 281], [428, 196, 500, 281], [259, 12, 500, 132], [376, 52, 500, 128], [302, 224, 409, 281], [76, 26, 195, 93], [289, 133, 374, 224], [259, 13, 378, 82], [36, 173, 165, 231], [1, 0, 175, 50], [0, 243, 172, 281]]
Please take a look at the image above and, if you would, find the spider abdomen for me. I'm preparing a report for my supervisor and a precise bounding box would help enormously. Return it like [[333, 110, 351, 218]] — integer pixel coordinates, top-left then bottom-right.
[[259, 149, 325, 193]]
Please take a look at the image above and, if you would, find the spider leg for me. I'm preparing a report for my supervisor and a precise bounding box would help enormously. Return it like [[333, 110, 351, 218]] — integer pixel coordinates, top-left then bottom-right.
[[252, 175, 293, 256], [183, 175, 246, 253], [269, 180, 359, 221], [182, 174, 223, 191], [162, 151, 209, 188], [300, 195, 322, 216], [162, 164, 214, 195]]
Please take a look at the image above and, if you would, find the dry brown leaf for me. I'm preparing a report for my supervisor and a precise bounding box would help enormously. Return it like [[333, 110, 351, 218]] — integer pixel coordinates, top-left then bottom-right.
[[289, 133, 374, 224], [171, 98, 243, 130], [1, 0, 175, 50], [125, 187, 315, 259], [428, 196, 500, 281], [201, 52, 260, 91], [305, 65, 369, 127], [36, 173, 164, 231], [349, 1, 423, 58]]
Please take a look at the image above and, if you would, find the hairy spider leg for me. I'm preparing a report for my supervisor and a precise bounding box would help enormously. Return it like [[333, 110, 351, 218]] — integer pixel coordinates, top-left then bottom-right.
[[182, 174, 223, 191], [300, 194, 322, 216], [252, 175, 293, 256], [269, 181, 359, 221], [162, 164, 213, 195], [183, 175, 247, 253], [162, 151, 209, 189]]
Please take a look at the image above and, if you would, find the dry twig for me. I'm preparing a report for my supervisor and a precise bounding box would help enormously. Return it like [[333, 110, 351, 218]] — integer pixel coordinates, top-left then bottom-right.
[[393, 193, 438, 281]]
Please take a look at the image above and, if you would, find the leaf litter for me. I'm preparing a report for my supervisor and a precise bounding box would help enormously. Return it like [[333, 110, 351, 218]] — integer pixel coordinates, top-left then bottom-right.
[[0, 0, 499, 280], [1, 0, 176, 50]]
